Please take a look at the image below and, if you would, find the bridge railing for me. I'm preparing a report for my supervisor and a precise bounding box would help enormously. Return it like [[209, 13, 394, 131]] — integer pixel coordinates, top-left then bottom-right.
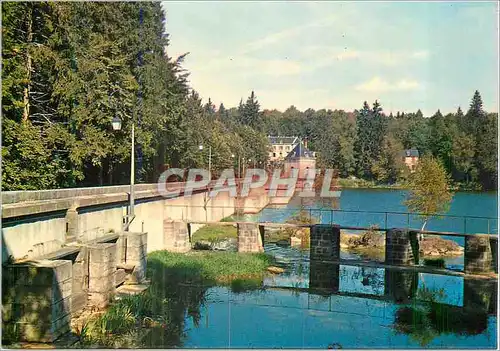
[[167, 204, 498, 236]]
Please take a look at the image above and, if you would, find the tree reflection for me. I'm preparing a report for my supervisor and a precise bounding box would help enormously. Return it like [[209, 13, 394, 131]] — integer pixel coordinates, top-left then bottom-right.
[[393, 285, 491, 347]]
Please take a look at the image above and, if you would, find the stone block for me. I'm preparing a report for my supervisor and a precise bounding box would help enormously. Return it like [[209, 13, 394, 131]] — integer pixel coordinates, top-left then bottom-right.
[[114, 269, 127, 287], [237, 223, 264, 253], [88, 292, 112, 309], [164, 220, 190, 252], [465, 235, 492, 274], [1, 260, 73, 343], [88, 243, 117, 264], [126, 232, 148, 248], [71, 292, 87, 315], [310, 225, 340, 261], [385, 229, 417, 265], [116, 235, 127, 264]]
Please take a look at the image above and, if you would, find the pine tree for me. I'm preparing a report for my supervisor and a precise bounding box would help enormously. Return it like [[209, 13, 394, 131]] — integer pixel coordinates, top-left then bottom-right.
[[241, 91, 262, 130], [354, 101, 373, 178]]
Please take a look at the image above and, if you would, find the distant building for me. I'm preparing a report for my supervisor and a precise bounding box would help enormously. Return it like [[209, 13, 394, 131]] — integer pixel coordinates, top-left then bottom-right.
[[402, 148, 419, 172], [284, 141, 316, 179], [267, 135, 300, 162]]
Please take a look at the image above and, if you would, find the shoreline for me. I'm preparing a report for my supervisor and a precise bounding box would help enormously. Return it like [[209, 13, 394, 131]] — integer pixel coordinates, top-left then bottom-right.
[[337, 178, 490, 192]]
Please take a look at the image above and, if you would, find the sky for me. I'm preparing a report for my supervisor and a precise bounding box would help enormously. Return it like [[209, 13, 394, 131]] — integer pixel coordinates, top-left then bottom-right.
[[161, 1, 498, 116]]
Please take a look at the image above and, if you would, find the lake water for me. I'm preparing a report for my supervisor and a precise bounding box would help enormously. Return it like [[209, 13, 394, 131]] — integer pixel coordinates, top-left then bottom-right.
[[148, 244, 497, 349], [140, 188, 498, 348], [248, 188, 498, 235]]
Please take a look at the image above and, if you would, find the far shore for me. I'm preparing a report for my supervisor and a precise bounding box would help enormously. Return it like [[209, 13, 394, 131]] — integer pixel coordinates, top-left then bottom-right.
[[337, 178, 490, 192]]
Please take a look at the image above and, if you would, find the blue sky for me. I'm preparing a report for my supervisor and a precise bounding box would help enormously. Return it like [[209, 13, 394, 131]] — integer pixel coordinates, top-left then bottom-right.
[[161, 1, 498, 116]]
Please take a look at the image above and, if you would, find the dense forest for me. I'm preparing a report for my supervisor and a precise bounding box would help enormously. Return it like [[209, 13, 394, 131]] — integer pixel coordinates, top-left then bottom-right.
[[2, 2, 497, 191]]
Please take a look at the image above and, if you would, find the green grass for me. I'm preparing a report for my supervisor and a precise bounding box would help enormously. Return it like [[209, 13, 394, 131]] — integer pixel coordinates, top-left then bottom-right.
[[191, 224, 237, 242], [147, 250, 272, 284]]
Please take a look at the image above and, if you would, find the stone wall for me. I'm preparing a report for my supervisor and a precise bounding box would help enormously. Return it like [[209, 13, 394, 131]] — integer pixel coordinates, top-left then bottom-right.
[[310, 225, 340, 261], [2, 185, 253, 263]]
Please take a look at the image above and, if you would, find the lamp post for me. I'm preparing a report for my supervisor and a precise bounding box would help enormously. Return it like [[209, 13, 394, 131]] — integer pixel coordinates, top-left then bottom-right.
[[199, 144, 212, 178], [111, 116, 135, 231]]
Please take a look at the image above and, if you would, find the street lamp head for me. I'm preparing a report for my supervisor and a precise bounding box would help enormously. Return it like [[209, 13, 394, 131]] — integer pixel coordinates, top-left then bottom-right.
[[199, 145, 204, 151], [111, 116, 122, 131], [231, 154, 235, 158]]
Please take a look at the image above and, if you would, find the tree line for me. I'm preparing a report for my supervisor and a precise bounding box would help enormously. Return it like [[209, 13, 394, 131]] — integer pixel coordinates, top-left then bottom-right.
[[258, 91, 497, 190], [2, 2, 497, 191], [2, 2, 269, 190]]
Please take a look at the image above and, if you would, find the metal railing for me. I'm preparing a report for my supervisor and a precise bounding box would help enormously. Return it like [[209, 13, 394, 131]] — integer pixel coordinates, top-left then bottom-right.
[[167, 204, 498, 236]]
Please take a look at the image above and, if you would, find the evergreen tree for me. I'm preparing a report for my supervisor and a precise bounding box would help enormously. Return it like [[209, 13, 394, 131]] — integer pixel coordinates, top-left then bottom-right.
[[241, 91, 262, 130]]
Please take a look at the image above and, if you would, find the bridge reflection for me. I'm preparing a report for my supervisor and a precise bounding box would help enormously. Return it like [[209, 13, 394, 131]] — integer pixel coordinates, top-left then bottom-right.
[[306, 260, 497, 314]]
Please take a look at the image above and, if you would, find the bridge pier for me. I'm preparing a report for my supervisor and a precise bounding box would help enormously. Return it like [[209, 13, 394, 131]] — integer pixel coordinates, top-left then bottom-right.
[[237, 223, 264, 253], [464, 235, 493, 274], [2, 260, 73, 342], [385, 228, 418, 265], [87, 243, 117, 308], [122, 232, 148, 283], [163, 220, 190, 253], [310, 224, 340, 261]]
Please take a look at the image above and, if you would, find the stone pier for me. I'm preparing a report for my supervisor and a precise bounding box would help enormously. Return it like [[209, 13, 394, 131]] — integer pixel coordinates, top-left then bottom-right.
[[464, 235, 493, 274], [163, 220, 190, 253], [87, 243, 117, 308], [2, 260, 73, 342], [71, 248, 89, 314], [237, 223, 264, 253], [310, 224, 340, 261], [123, 232, 148, 284], [385, 229, 418, 265]]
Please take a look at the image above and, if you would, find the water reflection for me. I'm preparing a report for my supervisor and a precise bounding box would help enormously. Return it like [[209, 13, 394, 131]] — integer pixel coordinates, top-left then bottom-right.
[[133, 244, 497, 349]]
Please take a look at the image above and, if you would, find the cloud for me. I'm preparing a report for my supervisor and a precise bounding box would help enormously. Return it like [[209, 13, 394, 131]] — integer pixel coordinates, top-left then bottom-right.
[[355, 76, 422, 92], [239, 15, 338, 54], [300, 46, 429, 70], [195, 56, 303, 77]]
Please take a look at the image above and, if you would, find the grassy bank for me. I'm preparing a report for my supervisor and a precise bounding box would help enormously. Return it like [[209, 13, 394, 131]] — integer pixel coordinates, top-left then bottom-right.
[[77, 250, 272, 347], [191, 224, 236, 242], [338, 177, 484, 192], [338, 178, 407, 189]]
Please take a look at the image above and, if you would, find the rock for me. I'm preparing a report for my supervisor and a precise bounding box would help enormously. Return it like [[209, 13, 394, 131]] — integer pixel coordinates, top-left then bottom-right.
[[193, 240, 212, 250], [420, 236, 464, 257], [193, 238, 237, 251], [212, 238, 237, 251], [348, 229, 384, 248], [267, 266, 285, 274]]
